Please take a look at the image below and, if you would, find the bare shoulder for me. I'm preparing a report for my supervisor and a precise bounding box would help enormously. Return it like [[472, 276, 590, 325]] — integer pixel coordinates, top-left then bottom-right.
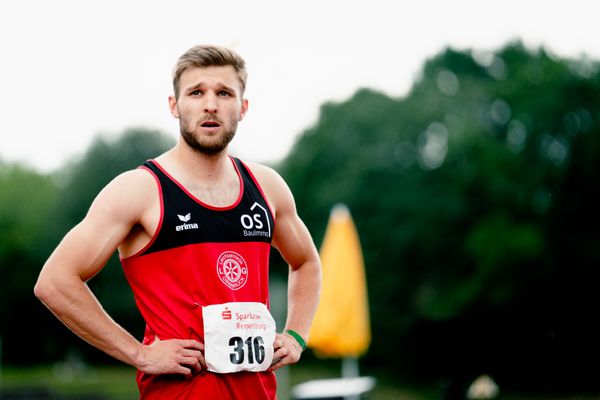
[[97, 168, 156, 201], [243, 162, 317, 263], [244, 162, 287, 188], [244, 162, 296, 215], [88, 167, 158, 223]]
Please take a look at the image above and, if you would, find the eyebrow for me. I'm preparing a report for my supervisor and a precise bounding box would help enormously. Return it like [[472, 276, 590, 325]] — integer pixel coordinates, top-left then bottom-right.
[[185, 82, 237, 94]]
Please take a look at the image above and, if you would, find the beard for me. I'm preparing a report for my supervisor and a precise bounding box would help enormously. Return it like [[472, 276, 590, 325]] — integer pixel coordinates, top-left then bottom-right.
[[179, 116, 238, 156]]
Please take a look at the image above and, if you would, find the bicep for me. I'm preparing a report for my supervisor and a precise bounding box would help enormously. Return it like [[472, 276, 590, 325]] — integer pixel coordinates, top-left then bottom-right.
[[273, 213, 318, 270], [41, 173, 145, 281], [47, 212, 130, 281], [270, 186, 318, 269]]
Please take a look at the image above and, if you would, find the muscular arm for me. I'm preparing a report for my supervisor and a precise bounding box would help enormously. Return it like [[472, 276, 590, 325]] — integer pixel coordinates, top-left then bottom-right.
[[34, 170, 204, 376], [248, 164, 322, 369], [274, 198, 321, 340]]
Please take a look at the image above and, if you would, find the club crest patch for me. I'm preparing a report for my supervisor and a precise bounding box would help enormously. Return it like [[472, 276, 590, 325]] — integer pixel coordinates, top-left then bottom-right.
[[216, 251, 248, 290]]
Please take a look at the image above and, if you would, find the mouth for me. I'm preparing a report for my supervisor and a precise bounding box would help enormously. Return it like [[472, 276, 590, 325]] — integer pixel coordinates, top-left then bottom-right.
[[200, 120, 221, 128]]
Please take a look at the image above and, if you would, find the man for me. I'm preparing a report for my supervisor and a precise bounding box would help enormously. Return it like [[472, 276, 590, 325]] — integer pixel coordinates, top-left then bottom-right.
[[34, 45, 322, 399]]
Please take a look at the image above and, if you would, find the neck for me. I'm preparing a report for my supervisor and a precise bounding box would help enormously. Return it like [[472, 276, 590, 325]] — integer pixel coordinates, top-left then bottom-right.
[[159, 141, 233, 183], [156, 141, 241, 207]]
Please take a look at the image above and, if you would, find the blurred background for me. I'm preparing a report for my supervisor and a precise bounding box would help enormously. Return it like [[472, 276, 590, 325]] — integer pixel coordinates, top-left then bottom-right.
[[1, 1, 600, 399]]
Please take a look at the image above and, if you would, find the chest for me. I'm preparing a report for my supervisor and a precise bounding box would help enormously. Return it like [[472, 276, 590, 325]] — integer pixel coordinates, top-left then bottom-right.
[[181, 178, 241, 208], [144, 161, 275, 255]]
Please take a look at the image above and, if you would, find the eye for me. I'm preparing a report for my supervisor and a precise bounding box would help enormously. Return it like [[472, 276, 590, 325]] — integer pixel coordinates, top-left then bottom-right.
[[218, 90, 232, 97], [190, 89, 203, 96]]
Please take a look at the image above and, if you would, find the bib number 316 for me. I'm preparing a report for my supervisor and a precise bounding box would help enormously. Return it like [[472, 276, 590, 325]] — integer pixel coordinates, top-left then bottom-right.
[[229, 336, 265, 364], [203, 302, 276, 373]]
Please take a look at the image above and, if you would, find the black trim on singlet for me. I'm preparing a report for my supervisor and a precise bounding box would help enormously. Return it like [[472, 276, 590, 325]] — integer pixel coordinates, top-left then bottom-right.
[[140, 158, 275, 256]]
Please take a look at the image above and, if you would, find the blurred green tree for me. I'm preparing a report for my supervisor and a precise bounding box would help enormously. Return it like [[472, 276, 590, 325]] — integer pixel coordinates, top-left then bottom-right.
[[0, 162, 59, 363], [0, 128, 174, 364], [278, 42, 600, 390]]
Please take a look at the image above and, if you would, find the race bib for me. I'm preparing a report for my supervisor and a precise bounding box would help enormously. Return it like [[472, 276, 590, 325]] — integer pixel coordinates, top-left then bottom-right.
[[203, 302, 276, 373]]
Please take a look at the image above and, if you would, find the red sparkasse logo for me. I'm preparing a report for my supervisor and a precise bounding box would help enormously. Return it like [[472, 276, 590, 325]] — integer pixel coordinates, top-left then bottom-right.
[[216, 251, 248, 290], [222, 307, 232, 320]]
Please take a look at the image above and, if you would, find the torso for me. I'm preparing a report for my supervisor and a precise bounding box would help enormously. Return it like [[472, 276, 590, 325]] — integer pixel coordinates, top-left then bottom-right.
[[120, 155, 278, 399]]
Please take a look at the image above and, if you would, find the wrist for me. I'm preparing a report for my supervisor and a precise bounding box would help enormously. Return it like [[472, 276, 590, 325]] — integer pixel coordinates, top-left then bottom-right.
[[285, 329, 307, 352], [129, 341, 148, 370]]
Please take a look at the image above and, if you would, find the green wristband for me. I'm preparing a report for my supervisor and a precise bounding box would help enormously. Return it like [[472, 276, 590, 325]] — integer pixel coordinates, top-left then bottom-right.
[[286, 329, 307, 351]]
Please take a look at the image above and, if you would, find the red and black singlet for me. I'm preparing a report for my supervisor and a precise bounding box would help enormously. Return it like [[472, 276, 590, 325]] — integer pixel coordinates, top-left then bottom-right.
[[121, 157, 277, 399]]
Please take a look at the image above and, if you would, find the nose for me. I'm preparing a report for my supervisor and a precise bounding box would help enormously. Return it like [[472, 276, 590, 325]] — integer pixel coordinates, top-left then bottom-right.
[[204, 93, 218, 114]]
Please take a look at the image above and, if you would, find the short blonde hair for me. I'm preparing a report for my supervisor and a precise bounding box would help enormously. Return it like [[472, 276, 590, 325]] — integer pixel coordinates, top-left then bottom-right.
[[172, 44, 247, 99]]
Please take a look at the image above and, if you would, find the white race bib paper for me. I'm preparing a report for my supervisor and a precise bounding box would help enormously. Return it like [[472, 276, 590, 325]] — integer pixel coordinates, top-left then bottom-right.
[[203, 302, 276, 373]]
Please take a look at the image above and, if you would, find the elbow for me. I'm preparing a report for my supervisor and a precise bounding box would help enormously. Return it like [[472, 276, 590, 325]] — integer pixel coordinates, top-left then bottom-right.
[[313, 256, 323, 281], [34, 273, 56, 305], [33, 276, 48, 302]]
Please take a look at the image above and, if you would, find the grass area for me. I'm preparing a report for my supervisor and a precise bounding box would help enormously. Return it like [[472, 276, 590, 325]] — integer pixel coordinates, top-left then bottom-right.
[[1, 365, 138, 399], [2, 363, 600, 400], [1, 362, 436, 400]]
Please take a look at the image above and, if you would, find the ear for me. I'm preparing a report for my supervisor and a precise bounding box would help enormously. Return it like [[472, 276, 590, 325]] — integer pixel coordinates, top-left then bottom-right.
[[238, 98, 249, 121], [168, 95, 179, 118]]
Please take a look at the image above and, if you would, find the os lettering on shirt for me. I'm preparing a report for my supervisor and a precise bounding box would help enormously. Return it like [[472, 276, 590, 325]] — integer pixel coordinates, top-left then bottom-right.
[[203, 302, 276, 373], [216, 251, 248, 290]]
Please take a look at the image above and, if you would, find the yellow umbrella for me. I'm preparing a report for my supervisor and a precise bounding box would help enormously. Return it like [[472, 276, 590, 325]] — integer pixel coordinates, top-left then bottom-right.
[[308, 204, 371, 358]]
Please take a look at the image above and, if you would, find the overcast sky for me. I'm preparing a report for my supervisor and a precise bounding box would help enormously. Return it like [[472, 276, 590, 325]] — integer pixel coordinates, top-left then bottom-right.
[[1, 0, 599, 172]]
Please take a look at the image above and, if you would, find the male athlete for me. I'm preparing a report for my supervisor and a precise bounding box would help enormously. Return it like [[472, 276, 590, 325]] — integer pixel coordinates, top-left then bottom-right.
[[34, 45, 322, 399]]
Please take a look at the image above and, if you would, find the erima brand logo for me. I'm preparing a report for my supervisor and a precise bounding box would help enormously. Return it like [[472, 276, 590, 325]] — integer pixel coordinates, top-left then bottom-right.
[[176, 212, 199, 231], [240, 202, 271, 238], [178, 213, 191, 222]]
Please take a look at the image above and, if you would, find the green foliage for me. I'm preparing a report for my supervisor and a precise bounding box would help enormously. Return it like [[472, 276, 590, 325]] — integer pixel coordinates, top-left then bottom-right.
[[0, 128, 174, 364], [0, 162, 63, 364], [279, 42, 600, 388], [0, 162, 59, 318]]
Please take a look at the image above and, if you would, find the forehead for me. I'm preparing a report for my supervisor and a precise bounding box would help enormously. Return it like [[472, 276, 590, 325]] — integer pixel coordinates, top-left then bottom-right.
[[179, 65, 242, 92]]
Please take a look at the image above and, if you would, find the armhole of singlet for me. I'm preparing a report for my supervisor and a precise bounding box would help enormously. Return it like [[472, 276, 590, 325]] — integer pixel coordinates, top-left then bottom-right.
[[238, 159, 277, 227], [120, 164, 164, 261]]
